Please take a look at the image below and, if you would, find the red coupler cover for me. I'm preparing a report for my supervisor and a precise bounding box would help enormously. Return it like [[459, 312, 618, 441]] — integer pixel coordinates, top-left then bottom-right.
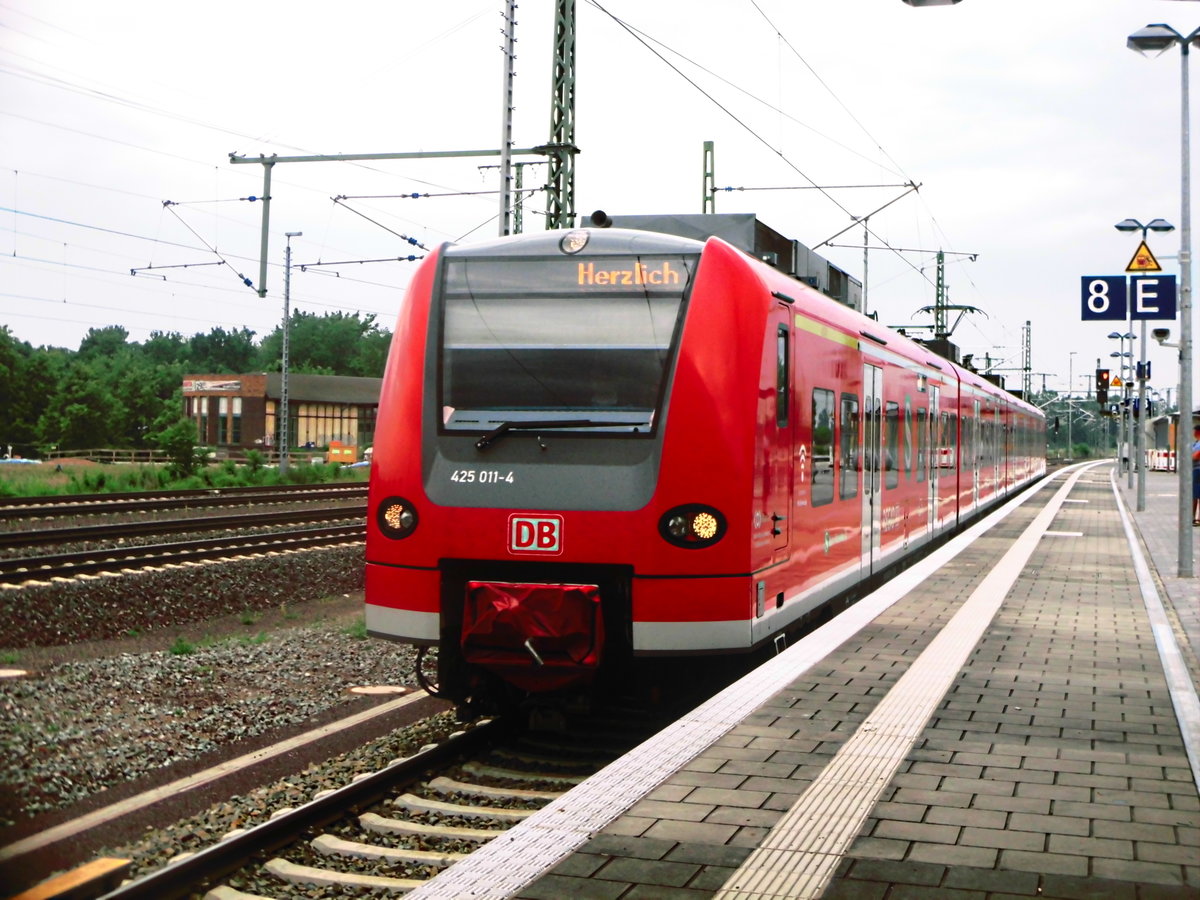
[[462, 582, 604, 692]]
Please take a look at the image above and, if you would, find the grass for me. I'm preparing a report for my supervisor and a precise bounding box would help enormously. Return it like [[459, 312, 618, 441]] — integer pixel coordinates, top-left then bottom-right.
[[0, 458, 369, 499], [168, 637, 196, 656], [342, 617, 368, 640]]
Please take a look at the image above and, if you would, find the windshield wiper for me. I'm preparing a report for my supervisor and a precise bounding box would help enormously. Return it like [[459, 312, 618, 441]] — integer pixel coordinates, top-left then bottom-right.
[[475, 419, 645, 451]]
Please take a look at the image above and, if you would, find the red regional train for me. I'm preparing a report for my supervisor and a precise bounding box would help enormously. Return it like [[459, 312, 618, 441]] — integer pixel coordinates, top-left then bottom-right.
[[365, 225, 1046, 712]]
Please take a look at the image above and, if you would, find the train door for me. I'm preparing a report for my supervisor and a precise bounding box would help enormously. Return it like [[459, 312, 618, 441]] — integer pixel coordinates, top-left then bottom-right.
[[998, 405, 1007, 494], [861, 363, 883, 573], [763, 313, 793, 558], [928, 385, 939, 527]]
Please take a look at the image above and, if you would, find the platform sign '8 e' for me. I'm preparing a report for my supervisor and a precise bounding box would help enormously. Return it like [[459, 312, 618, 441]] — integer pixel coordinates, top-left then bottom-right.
[[1080, 276, 1128, 321]]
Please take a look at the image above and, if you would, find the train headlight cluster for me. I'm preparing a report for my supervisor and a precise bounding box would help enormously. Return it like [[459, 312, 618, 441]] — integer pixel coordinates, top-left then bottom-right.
[[377, 497, 418, 539], [659, 504, 726, 549]]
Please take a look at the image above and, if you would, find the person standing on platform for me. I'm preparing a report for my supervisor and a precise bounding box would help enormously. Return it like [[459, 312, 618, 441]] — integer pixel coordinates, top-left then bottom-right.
[[1193, 423, 1200, 525]]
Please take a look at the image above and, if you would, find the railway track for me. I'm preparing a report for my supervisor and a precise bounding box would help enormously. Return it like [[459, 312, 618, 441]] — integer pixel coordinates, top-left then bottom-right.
[[0, 523, 366, 584], [48, 703, 668, 900], [0, 493, 368, 584], [1, 505, 366, 551], [0, 482, 367, 521]]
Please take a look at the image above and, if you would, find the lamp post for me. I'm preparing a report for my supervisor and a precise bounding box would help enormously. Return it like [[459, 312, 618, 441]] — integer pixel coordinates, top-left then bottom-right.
[[1115, 218, 1174, 511], [1108, 333, 1134, 479], [1128, 23, 1197, 578], [1068, 351, 1076, 461], [280, 231, 302, 476]]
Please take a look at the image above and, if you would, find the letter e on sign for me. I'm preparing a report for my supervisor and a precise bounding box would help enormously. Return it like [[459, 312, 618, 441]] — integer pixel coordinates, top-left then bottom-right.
[[508, 514, 564, 555], [1080, 276, 1128, 321], [1130, 274, 1177, 321]]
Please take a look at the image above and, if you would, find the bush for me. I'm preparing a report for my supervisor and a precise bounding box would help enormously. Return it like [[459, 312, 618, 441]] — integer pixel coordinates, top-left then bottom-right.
[[244, 449, 266, 474], [152, 418, 208, 478]]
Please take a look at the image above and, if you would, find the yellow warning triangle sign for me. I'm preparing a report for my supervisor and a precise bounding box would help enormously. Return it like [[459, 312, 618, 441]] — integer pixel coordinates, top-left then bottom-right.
[[1111, 375, 1124, 387], [1126, 240, 1162, 273]]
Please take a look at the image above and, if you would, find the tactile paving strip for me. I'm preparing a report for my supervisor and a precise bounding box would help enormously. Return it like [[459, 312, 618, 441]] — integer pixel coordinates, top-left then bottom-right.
[[714, 467, 1090, 899]]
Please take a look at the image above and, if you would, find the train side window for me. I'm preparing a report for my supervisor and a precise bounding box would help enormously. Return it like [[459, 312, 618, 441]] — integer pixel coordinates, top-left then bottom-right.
[[812, 388, 835, 507], [916, 407, 927, 483], [941, 410, 957, 474], [884, 401, 900, 489], [839, 393, 859, 500], [776, 325, 790, 428], [931, 411, 941, 482], [904, 397, 913, 479], [949, 412, 959, 467]]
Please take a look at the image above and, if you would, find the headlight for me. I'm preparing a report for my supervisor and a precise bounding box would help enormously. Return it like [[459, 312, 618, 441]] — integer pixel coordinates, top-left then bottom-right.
[[377, 497, 418, 539], [658, 504, 726, 549]]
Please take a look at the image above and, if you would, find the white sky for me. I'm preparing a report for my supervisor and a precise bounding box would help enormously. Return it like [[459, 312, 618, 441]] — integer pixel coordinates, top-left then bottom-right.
[[1, 0, 1197, 404]]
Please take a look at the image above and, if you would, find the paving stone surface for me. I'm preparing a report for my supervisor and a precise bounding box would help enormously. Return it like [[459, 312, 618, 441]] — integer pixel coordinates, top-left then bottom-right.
[[514, 467, 1198, 899]]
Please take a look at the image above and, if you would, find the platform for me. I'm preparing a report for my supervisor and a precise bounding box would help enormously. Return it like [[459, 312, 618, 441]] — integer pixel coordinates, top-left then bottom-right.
[[409, 462, 1200, 900]]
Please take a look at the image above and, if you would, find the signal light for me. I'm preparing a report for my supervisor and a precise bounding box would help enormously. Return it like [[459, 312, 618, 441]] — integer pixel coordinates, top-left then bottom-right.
[[1095, 368, 1110, 404]]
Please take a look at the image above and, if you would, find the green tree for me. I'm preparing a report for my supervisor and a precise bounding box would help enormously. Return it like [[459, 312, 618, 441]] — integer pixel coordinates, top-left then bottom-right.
[[152, 417, 205, 477], [37, 362, 127, 449], [77, 325, 130, 360], [111, 356, 184, 447], [256, 311, 390, 377], [0, 328, 33, 449], [353, 329, 392, 377], [142, 330, 188, 366], [186, 327, 258, 373]]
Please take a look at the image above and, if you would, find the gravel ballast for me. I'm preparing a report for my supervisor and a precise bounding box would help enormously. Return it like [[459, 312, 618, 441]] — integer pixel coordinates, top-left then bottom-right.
[[0, 549, 467, 889]]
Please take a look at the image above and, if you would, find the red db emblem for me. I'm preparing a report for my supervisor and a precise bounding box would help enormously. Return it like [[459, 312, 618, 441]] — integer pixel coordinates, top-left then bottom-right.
[[508, 515, 563, 555]]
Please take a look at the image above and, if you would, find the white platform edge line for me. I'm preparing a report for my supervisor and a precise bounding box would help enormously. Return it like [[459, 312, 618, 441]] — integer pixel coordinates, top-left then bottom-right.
[[711, 464, 1095, 899], [405, 467, 1073, 900], [1110, 471, 1200, 795]]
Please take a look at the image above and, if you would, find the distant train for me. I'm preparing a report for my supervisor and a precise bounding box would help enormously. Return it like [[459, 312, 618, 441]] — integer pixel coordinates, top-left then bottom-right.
[[365, 226, 1045, 712]]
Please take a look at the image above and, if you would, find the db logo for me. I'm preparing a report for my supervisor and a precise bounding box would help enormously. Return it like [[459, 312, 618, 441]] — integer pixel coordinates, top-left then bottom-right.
[[508, 515, 563, 555]]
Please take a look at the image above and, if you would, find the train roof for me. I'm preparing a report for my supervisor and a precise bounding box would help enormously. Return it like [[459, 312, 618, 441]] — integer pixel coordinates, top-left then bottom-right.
[[704, 235, 1043, 418], [446, 226, 1040, 418], [447, 227, 705, 258]]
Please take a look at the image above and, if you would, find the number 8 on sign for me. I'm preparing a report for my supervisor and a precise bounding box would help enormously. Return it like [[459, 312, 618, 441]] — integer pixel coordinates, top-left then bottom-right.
[[1080, 276, 1128, 321]]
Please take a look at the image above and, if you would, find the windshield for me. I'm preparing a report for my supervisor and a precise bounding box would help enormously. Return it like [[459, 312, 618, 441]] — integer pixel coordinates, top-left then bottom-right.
[[439, 254, 696, 435]]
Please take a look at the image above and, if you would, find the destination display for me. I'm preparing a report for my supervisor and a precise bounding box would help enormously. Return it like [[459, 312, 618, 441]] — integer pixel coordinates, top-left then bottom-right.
[[444, 255, 697, 295]]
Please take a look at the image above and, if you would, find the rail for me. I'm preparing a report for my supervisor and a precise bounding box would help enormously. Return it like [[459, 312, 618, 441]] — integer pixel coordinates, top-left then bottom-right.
[[38, 448, 336, 466], [95, 718, 503, 900], [0, 482, 367, 516]]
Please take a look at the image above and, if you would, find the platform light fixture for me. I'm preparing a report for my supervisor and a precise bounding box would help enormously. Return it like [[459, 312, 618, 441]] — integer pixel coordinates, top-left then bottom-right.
[[1107, 332, 1136, 482], [1115, 218, 1174, 511], [1115, 218, 1175, 237], [1127, 22, 1197, 577]]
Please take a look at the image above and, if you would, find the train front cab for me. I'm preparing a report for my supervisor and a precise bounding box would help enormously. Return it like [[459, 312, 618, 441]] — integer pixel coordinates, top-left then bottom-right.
[[367, 228, 755, 708]]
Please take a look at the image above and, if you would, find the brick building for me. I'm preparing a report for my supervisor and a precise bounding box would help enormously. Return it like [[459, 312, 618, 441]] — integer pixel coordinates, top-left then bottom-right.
[[182, 373, 381, 455]]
